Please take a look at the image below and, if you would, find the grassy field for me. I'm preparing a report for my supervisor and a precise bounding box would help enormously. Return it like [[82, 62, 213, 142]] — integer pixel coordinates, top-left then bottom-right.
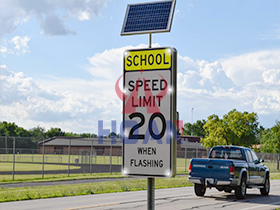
[[0, 154, 190, 182], [0, 154, 279, 182], [0, 163, 80, 172], [0, 173, 125, 184], [0, 176, 193, 202], [0, 154, 123, 165], [0, 154, 190, 169]]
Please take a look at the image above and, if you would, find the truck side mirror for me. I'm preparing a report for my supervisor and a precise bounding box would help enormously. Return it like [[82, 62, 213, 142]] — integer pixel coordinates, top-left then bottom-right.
[[259, 159, 264, 163]]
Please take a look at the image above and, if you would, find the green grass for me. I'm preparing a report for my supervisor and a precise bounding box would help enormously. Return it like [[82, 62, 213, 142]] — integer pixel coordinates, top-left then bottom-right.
[[0, 172, 279, 203], [1, 172, 279, 203], [0, 154, 123, 165], [270, 172, 280, 180], [177, 158, 190, 173], [0, 173, 125, 184], [0, 176, 193, 202], [0, 163, 80, 171]]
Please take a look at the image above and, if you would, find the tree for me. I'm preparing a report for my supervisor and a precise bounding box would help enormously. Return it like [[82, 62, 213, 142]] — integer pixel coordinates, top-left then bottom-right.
[[109, 132, 117, 137], [16, 127, 31, 137], [261, 121, 280, 153], [201, 109, 259, 149], [183, 120, 206, 137], [0, 121, 18, 136], [29, 126, 46, 144], [45, 128, 65, 139], [201, 114, 227, 148]]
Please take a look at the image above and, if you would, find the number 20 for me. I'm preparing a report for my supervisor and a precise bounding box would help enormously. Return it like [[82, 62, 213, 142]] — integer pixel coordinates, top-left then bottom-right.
[[128, 112, 166, 140]]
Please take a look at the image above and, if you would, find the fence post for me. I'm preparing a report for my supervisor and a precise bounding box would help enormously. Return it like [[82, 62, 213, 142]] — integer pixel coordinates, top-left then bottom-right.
[[110, 139, 112, 174], [5, 135, 8, 154], [12, 137, 16, 181], [68, 138, 71, 177], [42, 140, 45, 178], [90, 140, 93, 174], [184, 147, 187, 172], [277, 153, 280, 171], [95, 153, 97, 164], [32, 149, 34, 162]]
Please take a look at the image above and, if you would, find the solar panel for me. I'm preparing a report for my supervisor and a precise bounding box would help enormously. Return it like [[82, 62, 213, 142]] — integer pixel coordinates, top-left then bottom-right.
[[121, 0, 176, 36]]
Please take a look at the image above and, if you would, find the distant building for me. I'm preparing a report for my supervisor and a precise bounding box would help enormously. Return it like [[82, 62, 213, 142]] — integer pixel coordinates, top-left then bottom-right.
[[37, 136, 122, 156], [38, 135, 207, 157], [178, 135, 208, 158]]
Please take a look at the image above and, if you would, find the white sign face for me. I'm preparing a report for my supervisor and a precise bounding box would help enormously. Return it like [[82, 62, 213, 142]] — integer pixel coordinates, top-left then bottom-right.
[[122, 47, 177, 177]]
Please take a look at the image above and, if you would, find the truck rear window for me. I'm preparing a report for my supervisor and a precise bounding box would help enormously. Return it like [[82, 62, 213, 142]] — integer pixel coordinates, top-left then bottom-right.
[[209, 148, 244, 160]]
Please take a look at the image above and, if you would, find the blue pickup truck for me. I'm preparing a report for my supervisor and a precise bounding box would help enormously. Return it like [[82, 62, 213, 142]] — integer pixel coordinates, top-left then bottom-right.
[[188, 146, 270, 199]]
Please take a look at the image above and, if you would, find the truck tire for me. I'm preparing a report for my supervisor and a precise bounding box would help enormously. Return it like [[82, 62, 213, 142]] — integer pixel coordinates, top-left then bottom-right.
[[260, 174, 270, 196], [194, 184, 206, 196], [235, 175, 247, 199]]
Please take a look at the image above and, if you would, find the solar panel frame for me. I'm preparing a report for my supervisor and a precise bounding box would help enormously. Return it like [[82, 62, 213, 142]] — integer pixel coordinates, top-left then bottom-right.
[[121, 0, 176, 36]]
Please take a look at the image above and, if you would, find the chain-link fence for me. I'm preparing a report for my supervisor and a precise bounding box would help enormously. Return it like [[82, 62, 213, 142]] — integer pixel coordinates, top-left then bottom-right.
[[0, 136, 279, 181]]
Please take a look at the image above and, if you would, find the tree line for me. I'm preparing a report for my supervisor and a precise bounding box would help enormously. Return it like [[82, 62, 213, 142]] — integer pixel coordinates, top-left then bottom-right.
[[183, 109, 279, 153], [0, 108, 279, 153], [0, 122, 97, 149]]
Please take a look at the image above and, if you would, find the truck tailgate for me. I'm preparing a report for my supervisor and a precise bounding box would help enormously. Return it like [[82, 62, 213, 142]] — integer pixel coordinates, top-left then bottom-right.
[[190, 158, 232, 179]]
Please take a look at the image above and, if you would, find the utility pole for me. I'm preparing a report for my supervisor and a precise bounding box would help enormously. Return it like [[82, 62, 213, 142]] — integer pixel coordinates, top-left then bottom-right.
[[191, 108, 194, 136]]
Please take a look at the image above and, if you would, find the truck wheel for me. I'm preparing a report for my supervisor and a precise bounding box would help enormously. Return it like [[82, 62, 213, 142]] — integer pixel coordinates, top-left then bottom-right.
[[260, 174, 270, 196], [194, 184, 206, 196], [235, 175, 247, 199]]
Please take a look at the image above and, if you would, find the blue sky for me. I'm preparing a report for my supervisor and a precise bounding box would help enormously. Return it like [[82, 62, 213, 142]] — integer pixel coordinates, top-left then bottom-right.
[[0, 0, 279, 134]]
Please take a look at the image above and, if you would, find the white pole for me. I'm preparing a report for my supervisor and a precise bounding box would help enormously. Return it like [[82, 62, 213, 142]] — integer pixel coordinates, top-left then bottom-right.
[[191, 108, 194, 136]]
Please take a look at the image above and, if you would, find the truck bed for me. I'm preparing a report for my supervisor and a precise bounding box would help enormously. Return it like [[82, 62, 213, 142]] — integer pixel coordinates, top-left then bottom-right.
[[190, 158, 233, 181]]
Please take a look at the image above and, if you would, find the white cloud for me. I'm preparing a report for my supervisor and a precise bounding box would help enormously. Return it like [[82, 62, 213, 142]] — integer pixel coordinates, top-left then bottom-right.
[[0, 0, 107, 36], [78, 11, 91, 21], [0, 64, 120, 133], [221, 50, 280, 86], [177, 56, 234, 90], [262, 68, 280, 85], [173, 50, 280, 127], [0, 36, 31, 55], [11, 36, 30, 54], [87, 43, 150, 80]]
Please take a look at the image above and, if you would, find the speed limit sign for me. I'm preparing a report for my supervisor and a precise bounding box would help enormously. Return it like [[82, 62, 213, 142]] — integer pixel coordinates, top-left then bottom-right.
[[122, 47, 177, 177]]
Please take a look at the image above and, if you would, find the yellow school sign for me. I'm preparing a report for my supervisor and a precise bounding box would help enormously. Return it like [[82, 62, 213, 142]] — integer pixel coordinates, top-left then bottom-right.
[[124, 48, 172, 71]]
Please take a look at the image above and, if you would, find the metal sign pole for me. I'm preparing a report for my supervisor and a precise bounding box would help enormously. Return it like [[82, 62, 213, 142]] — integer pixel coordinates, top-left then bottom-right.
[[147, 34, 155, 210], [147, 177, 155, 210], [149, 33, 152, 48]]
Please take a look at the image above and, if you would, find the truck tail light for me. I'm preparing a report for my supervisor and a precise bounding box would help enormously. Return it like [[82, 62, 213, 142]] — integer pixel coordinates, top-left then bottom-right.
[[188, 163, 192, 173], [229, 166, 234, 175]]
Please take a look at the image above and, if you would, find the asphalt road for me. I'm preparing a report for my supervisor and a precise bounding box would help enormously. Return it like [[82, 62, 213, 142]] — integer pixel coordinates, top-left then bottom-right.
[[1, 180, 280, 210]]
